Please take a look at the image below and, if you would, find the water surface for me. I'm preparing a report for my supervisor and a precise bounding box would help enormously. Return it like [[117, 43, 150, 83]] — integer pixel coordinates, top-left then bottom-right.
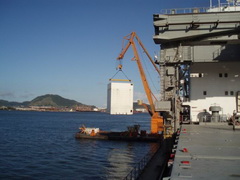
[[0, 111, 157, 179]]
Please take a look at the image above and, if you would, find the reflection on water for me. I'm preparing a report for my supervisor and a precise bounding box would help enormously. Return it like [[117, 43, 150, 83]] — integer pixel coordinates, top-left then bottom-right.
[[107, 143, 135, 179]]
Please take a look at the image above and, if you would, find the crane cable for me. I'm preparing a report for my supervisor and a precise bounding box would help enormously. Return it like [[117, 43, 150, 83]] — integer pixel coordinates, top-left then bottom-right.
[[109, 69, 131, 82], [136, 42, 159, 101]]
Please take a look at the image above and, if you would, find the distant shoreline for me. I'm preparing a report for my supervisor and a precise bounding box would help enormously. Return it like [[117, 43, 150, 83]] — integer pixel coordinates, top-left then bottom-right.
[[0, 107, 106, 113]]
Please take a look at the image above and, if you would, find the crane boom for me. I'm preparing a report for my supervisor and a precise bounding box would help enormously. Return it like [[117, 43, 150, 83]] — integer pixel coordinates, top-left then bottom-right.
[[116, 32, 163, 134]]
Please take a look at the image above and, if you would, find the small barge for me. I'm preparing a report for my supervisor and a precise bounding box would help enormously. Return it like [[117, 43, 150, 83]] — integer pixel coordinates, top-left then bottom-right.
[[75, 125, 162, 142]]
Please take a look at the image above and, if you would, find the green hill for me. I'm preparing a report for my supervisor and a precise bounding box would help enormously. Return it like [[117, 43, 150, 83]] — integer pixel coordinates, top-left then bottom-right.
[[0, 100, 24, 107], [29, 94, 84, 107], [0, 94, 95, 108]]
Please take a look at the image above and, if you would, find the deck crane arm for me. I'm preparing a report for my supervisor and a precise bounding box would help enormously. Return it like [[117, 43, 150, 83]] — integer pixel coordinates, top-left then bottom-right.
[[117, 32, 156, 115], [117, 32, 160, 74], [116, 32, 163, 134]]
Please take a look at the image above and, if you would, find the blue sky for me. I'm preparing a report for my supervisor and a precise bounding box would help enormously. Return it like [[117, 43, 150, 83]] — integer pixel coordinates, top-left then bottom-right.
[[0, 0, 211, 107]]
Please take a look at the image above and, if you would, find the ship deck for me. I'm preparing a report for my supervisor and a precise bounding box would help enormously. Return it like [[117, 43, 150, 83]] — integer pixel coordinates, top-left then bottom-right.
[[170, 123, 240, 180]]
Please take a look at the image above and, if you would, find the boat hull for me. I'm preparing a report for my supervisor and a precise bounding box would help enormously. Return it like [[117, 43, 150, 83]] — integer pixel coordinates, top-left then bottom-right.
[[75, 131, 162, 142]]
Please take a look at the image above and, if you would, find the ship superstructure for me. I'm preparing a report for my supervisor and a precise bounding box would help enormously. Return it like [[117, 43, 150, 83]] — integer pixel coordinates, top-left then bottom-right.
[[153, 0, 240, 124]]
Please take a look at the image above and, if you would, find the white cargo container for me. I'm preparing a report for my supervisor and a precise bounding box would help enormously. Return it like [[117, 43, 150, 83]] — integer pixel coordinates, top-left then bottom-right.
[[107, 81, 133, 115]]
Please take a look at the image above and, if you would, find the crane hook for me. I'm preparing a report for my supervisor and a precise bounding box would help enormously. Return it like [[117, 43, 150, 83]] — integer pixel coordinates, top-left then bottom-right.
[[117, 64, 123, 70]]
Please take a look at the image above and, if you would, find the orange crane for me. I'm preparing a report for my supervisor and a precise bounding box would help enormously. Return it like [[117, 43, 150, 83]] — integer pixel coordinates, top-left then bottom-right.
[[116, 32, 163, 134]]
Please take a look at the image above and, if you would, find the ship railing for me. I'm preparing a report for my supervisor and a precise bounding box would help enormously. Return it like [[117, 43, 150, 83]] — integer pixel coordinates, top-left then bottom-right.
[[161, 3, 240, 14], [208, 2, 240, 12], [123, 143, 160, 180], [160, 7, 209, 14]]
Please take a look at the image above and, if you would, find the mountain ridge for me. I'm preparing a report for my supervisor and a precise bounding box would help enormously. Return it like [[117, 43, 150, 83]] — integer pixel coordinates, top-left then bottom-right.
[[0, 94, 95, 108]]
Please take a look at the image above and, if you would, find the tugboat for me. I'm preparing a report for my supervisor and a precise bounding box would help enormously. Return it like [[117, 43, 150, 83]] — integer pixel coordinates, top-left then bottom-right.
[[75, 125, 108, 140]]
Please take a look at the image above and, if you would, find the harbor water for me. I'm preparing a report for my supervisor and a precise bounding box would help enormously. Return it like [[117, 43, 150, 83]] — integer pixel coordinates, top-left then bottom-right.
[[0, 111, 158, 179]]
